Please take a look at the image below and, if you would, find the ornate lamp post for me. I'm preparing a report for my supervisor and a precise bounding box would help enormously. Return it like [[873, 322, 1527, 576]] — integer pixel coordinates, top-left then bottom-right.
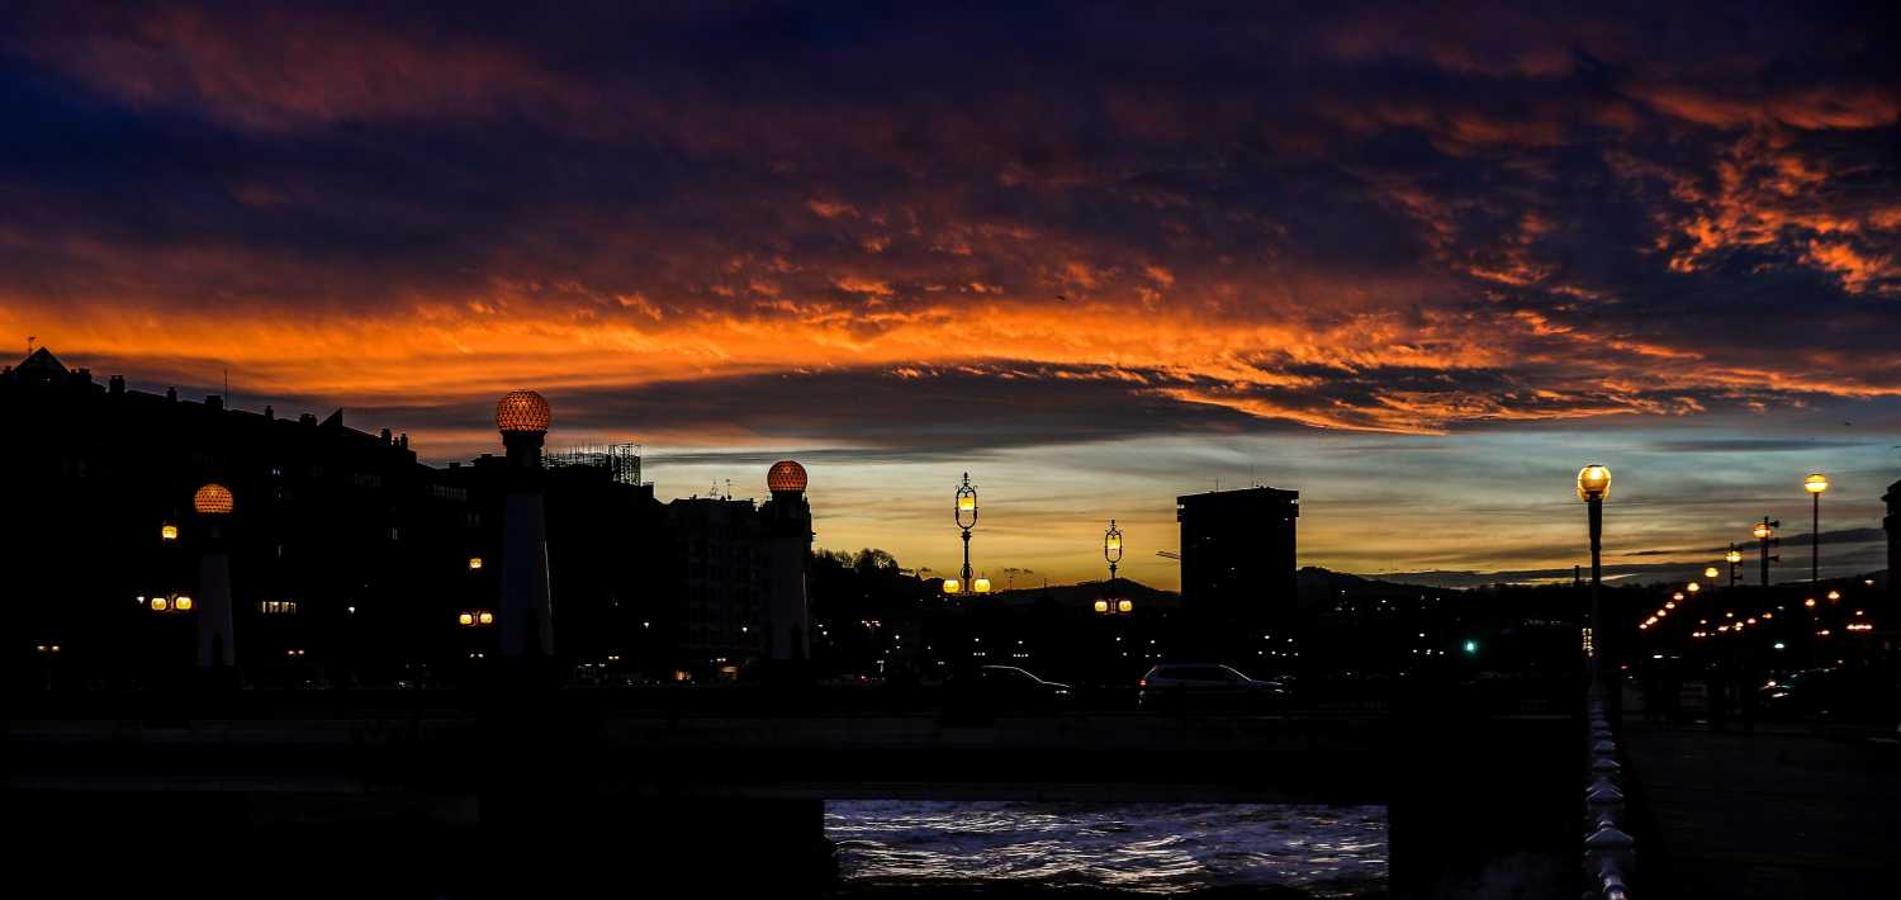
[[1577, 465, 1611, 681], [945, 473, 980, 596], [1804, 473, 1828, 584], [1096, 520, 1133, 615], [1752, 517, 1779, 587]]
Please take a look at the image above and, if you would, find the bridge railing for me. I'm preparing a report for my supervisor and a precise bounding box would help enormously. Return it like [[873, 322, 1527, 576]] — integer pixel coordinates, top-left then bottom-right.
[[1583, 685, 1634, 899]]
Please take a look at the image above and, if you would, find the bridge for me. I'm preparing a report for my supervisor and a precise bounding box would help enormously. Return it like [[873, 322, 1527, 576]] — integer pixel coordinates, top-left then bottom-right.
[[4, 690, 1578, 897]]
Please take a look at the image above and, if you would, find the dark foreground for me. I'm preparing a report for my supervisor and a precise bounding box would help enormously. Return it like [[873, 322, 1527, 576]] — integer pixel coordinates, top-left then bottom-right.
[[1623, 720, 1901, 898]]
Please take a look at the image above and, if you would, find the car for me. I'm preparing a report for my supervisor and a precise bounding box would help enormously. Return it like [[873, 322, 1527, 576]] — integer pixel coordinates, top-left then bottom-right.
[[1139, 663, 1286, 711], [946, 665, 1074, 711]]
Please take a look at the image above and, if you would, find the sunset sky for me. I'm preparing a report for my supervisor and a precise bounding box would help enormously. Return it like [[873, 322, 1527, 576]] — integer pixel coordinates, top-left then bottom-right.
[[4, 2, 1897, 588]]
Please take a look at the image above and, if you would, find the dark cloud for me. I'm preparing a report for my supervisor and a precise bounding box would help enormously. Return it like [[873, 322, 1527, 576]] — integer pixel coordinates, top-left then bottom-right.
[[1, 0, 1897, 444]]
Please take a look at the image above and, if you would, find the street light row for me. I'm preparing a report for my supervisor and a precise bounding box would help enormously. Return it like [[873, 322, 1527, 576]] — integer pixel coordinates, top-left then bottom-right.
[[940, 474, 1137, 614]]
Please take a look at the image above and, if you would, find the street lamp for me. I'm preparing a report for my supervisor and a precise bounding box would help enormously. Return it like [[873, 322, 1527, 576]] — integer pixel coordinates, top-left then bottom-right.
[[1704, 567, 1720, 580], [948, 473, 979, 595], [1804, 473, 1828, 583], [1686, 581, 1701, 595], [1097, 518, 1131, 615], [1576, 465, 1611, 679], [1752, 517, 1779, 586], [160, 523, 179, 542], [1725, 546, 1743, 587]]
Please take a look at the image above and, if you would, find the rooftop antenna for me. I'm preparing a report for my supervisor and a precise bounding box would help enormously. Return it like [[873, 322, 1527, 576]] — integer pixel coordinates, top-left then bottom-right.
[[223, 367, 231, 410]]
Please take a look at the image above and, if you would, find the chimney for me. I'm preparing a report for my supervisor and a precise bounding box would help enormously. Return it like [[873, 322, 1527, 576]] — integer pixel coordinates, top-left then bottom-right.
[[380, 428, 392, 443], [166, 387, 178, 402], [263, 404, 274, 421], [109, 375, 125, 395]]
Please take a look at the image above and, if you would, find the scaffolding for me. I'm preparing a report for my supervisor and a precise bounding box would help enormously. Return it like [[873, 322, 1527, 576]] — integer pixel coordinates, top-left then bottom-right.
[[545, 442, 644, 486]]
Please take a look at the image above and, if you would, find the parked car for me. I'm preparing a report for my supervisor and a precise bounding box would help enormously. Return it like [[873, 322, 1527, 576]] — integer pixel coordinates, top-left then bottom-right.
[[1139, 663, 1286, 711]]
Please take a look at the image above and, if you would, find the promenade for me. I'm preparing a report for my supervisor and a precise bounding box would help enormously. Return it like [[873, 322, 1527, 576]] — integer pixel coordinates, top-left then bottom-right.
[[1623, 721, 1901, 898]]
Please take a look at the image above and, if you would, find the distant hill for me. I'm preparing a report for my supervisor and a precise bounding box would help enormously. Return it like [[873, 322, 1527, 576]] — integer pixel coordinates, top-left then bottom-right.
[[984, 566, 1459, 609], [987, 579, 1180, 610]]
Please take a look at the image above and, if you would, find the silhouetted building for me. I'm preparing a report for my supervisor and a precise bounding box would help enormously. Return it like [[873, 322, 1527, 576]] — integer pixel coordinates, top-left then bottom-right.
[[665, 496, 767, 676], [1, 347, 465, 685], [1176, 486, 1299, 654], [1, 347, 808, 687], [1887, 478, 1900, 607]]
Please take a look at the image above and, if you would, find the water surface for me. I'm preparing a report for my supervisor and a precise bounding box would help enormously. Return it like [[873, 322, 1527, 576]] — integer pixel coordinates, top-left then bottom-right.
[[827, 801, 1386, 897]]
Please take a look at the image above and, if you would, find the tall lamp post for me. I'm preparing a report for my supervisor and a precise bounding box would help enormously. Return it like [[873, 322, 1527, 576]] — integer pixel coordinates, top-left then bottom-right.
[[1752, 517, 1779, 587], [1804, 473, 1828, 584], [192, 483, 237, 672], [1725, 546, 1743, 588], [944, 473, 987, 596], [1095, 520, 1133, 615], [495, 389, 555, 660], [1577, 464, 1612, 684]]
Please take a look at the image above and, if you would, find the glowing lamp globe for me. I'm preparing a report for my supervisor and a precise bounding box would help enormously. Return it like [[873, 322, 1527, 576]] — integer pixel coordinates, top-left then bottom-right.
[[1704, 567, 1720, 579], [973, 576, 991, 594], [495, 390, 552, 433], [1117, 599, 1134, 613], [193, 483, 234, 515], [1752, 523, 1772, 540], [1686, 582, 1701, 593], [1803, 473, 1828, 494], [1576, 465, 1612, 502], [942, 578, 960, 594], [160, 523, 179, 541], [767, 460, 809, 493], [1725, 550, 1743, 564], [1094, 599, 1109, 613]]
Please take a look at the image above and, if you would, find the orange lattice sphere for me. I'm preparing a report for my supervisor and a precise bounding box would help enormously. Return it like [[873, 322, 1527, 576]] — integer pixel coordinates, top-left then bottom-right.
[[495, 390, 552, 433], [193, 483, 234, 515], [767, 460, 808, 493]]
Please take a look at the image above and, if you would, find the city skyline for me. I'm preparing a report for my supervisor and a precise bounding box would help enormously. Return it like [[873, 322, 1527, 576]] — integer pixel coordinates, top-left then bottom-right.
[[3, 2, 1896, 586]]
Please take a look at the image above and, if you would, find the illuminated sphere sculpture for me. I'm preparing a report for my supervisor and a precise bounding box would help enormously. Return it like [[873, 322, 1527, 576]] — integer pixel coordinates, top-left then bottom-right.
[[193, 483, 235, 515], [767, 460, 809, 494], [495, 390, 552, 433]]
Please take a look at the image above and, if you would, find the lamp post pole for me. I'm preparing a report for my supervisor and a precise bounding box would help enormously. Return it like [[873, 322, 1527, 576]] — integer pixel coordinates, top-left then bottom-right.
[[952, 473, 979, 596], [1804, 474, 1828, 584], [1754, 518, 1778, 587], [1577, 465, 1612, 689]]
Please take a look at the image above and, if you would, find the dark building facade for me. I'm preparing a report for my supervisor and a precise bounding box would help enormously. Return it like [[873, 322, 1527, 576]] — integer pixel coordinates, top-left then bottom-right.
[[1176, 485, 1299, 655], [1887, 479, 1899, 608], [3, 348, 808, 688]]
